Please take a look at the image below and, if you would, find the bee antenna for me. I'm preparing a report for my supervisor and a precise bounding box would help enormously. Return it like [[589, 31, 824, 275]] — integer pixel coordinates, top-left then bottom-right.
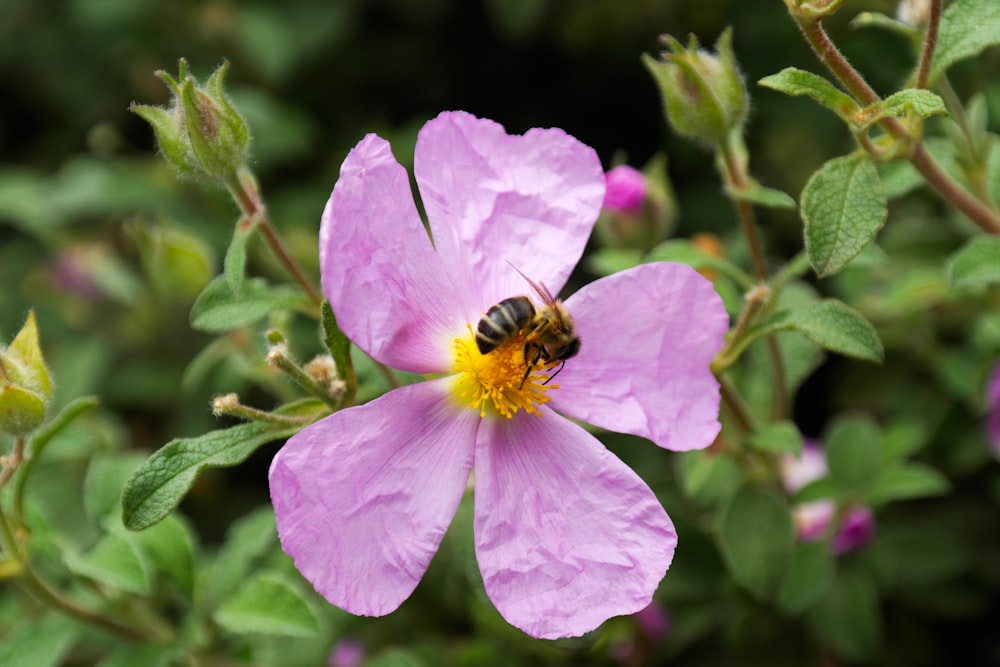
[[506, 261, 556, 305]]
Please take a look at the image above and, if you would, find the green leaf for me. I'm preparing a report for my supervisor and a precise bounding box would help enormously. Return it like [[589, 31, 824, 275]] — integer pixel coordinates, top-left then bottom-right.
[[208, 505, 278, 601], [717, 486, 795, 601], [224, 216, 258, 295], [824, 414, 882, 492], [728, 181, 797, 209], [586, 247, 644, 277], [866, 462, 950, 506], [646, 239, 754, 289], [190, 275, 305, 333], [0, 616, 76, 667], [132, 514, 197, 593], [862, 89, 947, 128], [802, 153, 887, 277], [96, 645, 172, 667], [948, 236, 1000, 288], [677, 450, 742, 504], [786, 299, 884, 363], [758, 67, 859, 122], [807, 568, 881, 661], [777, 540, 836, 614], [65, 532, 152, 594], [84, 452, 146, 524], [122, 408, 314, 530], [930, 0, 1000, 83], [214, 573, 321, 637], [749, 421, 804, 456]]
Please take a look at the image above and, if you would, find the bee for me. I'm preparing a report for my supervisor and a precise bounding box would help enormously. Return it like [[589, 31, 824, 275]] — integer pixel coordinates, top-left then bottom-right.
[[476, 270, 581, 388]]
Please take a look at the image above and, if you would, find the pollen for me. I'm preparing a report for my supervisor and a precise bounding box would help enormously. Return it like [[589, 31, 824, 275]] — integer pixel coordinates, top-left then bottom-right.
[[450, 326, 558, 419]]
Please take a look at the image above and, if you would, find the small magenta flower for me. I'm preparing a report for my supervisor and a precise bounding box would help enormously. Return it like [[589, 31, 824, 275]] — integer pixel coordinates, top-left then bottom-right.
[[984, 361, 1000, 457], [781, 440, 875, 554], [603, 165, 648, 214], [269, 111, 728, 639]]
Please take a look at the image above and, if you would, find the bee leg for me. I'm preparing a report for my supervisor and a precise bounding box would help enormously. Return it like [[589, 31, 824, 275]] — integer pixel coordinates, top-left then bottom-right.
[[519, 343, 543, 389], [542, 361, 565, 385]]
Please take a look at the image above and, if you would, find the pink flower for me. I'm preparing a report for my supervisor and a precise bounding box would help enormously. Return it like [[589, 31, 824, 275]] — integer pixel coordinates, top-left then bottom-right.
[[269, 111, 727, 639], [781, 440, 875, 554], [603, 164, 648, 214], [985, 361, 1000, 457]]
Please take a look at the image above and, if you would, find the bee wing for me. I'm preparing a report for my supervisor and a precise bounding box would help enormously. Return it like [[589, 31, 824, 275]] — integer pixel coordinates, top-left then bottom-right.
[[507, 261, 559, 307]]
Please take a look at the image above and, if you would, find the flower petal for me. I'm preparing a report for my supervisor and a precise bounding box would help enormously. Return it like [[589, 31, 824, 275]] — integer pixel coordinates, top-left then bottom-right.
[[269, 379, 478, 616], [414, 111, 604, 309], [551, 262, 728, 451], [473, 410, 675, 639], [321, 134, 475, 373]]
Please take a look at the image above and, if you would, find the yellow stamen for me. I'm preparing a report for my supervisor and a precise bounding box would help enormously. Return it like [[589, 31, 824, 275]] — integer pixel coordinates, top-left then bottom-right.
[[450, 325, 558, 419]]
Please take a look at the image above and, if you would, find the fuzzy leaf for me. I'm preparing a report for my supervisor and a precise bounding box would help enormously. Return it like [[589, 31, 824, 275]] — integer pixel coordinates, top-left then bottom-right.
[[802, 153, 887, 277], [121, 403, 320, 530], [948, 236, 1000, 288], [750, 421, 804, 456], [0, 616, 76, 667], [785, 299, 884, 363], [778, 540, 836, 614], [65, 532, 152, 594], [862, 89, 947, 127], [223, 216, 257, 296], [866, 462, 950, 506], [808, 569, 881, 661], [190, 275, 305, 332], [717, 486, 795, 601], [825, 414, 882, 492], [930, 0, 1000, 83], [728, 181, 797, 209], [758, 68, 859, 122], [214, 573, 321, 637], [132, 515, 197, 593]]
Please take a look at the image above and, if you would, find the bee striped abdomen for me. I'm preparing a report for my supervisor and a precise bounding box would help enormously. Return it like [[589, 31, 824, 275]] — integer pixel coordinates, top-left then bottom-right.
[[476, 296, 535, 355]]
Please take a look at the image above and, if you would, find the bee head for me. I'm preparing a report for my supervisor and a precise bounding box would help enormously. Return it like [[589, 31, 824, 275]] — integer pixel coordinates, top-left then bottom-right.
[[552, 338, 580, 361]]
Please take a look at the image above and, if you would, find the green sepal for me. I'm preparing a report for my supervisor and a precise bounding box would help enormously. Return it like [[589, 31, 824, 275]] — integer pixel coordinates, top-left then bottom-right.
[[1, 311, 53, 402], [321, 301, 356, 404], [0, 384, 47, 436]]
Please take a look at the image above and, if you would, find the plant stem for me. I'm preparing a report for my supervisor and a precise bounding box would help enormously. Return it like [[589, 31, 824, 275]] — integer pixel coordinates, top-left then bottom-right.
[[793, 15, 1000, 234], [0, 503, 157, 642], [914, 0, 941, 90], [719, 137, 768, 282], [716, 135, 788, 418], [225, 169, 324, 310], [718, 374, 756, 434]]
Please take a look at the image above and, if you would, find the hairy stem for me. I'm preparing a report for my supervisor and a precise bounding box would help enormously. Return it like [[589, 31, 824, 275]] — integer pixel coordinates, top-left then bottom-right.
[[914, 0, 941, 90], [793, 16, 1000, 234], [225, 169, 324, 310]]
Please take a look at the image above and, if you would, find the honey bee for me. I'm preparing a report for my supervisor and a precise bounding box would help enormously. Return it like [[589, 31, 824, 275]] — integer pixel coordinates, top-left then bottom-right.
[[476, 270, 580, 388]]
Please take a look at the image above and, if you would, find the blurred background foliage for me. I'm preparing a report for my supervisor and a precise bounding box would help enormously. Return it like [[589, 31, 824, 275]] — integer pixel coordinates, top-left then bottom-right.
[[2, 0, 1000, 665]]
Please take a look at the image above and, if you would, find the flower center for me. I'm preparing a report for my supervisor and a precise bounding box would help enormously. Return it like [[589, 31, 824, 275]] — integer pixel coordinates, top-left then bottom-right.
[[450, 326, 558, 419]]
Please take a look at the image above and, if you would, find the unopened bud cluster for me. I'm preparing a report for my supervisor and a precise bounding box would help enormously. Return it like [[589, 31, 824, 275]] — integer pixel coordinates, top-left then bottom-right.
[[0, 312, 53, 436], [131, 59, 251, 181], [642, 28, 747, 146]]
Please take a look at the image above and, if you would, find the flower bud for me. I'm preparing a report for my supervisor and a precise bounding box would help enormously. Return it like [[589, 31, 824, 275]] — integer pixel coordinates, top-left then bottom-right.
[[130, 59, 251, 181], [596, 156, 677, 252], [0, 311, 53, 436], [642, 28, 747, 146]]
